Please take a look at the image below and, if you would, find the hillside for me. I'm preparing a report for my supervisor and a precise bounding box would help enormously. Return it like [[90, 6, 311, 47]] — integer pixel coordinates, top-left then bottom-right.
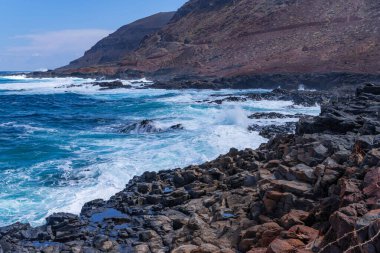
[[57, 12, 175, 71], [53, 0, 380, 82]]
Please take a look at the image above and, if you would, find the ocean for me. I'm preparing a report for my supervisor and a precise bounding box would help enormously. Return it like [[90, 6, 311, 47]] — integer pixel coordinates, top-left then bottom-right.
[[0, 72, 320, 226]]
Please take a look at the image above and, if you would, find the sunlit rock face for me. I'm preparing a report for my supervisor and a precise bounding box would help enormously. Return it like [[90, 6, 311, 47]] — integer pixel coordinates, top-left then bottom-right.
[[56, 0, 380, 80]]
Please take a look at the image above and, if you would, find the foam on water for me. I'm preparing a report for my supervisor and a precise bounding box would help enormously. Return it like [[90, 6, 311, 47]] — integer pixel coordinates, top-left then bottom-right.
[[0, 74, 320, 226]]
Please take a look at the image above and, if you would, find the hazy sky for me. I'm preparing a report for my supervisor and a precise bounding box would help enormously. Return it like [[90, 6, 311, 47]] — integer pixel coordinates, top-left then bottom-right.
[[0, 0, 187, 71]]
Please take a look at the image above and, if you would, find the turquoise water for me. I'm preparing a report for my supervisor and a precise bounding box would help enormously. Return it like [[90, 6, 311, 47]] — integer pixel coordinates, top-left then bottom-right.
[[0, 74, 320, 226]]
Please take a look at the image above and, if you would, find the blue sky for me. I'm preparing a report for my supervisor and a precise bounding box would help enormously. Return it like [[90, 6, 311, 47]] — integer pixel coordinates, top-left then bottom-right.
[[0, 0, 187, 71]]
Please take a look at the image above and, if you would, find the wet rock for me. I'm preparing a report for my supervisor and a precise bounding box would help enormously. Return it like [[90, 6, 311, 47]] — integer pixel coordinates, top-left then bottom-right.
[[248, 112, 303, 119], [170, 124, 184, 130], [248, 122, 297, 139], [120, 119, 161, 134], [95, 80, 131, 90], [81, 199, 106, 217]]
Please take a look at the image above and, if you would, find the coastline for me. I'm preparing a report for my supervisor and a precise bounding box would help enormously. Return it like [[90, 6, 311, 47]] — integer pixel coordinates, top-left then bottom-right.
[[1, 83, 379, 252], [27, 71, 380, 91]]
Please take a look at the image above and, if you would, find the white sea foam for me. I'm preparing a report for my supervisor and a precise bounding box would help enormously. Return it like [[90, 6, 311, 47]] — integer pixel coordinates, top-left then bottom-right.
[[0, 76, 153, 94], [0, 74, 27, 79], [0, 122, 57, 134], [0, 77, 321, 226]]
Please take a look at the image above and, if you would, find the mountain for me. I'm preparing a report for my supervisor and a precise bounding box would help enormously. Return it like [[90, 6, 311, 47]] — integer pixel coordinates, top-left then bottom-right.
[[54, 0, 380, 85], [57, 12, 175, 71]]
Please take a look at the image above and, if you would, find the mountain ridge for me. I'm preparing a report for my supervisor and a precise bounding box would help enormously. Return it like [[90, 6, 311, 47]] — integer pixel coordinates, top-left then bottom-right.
[[51, 0, 380, 88], [57, 12, 175, 71]]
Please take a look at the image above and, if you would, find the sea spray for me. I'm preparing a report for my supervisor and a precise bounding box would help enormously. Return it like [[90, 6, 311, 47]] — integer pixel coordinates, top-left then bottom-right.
[[0, 74, 320, 226]]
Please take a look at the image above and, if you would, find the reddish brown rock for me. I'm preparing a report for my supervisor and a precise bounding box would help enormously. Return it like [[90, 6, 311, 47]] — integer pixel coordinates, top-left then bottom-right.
[[363, 167, 380, 207], [240, 222, 284, 250], [172, 245, 199, 253], [280, 210, 310, 229], [267, 238, 307, 253], [271, 180, 312, 196], [286, 225, 319, 243], [53, 0, 380, 86], [246, 248, 267, 253]]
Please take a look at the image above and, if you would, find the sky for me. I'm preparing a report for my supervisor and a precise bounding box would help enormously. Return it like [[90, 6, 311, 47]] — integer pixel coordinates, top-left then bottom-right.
[[0, 0, 187, 71]]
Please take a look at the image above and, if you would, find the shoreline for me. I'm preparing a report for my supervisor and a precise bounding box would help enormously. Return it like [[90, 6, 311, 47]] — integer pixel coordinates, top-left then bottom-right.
[[0, 83, 379, 252], [26, 71, 380, 91]]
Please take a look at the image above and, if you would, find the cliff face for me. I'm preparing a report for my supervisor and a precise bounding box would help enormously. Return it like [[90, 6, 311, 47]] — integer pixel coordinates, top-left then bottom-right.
[[56, 0, 380, 80], [57, 12, 175, 70]]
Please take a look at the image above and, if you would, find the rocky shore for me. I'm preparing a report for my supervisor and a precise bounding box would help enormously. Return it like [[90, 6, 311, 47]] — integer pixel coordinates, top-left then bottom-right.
[[148, 73, 380, 92], [1, 83, 379, 253]]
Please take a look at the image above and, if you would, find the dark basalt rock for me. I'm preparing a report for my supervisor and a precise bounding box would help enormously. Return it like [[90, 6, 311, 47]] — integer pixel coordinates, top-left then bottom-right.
[[120, 120, 184, 134], [357, 82, 380, 96], [95, 81, 132, 90], [248, 112, 305, 119], [248, 122, 297, 139], [169, 124, 184, 130], [297, 86, 380, 135], [1, 85, 380, 252], [206, 88, 329, 106], [120, 119, 161, 134]]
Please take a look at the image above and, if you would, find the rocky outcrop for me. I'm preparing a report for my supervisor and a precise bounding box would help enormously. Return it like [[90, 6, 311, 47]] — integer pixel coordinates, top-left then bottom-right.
[[208, 88, 330, 107], [248, 122, 297, 139], [119, 120, 184, 134], [1, 85, 379, 252], [50, 0, 380, 87]]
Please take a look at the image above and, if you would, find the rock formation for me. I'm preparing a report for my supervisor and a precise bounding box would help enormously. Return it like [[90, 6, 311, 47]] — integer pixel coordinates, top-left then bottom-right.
[[1, 84, 379, 252], [50, 0, 380, 88]]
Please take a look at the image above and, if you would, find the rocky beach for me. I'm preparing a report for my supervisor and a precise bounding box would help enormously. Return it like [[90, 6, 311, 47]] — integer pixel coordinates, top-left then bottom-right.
[[0, 83, 379, 252], [1, 0, 380, 252]]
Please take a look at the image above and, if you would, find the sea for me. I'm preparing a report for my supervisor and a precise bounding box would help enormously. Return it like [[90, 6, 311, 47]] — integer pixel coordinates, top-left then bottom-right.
[[0, 72, 320, 226]]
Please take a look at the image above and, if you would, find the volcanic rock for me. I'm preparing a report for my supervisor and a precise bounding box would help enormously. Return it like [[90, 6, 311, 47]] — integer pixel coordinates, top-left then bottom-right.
[[51, 0, 380, 89], [1, 85, 380, 252]]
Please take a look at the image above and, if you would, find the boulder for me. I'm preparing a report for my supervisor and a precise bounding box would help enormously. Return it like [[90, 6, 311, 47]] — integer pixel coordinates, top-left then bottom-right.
[[363, 149, 380, 167], [240, 222, 283, 249], [280, 210, 310, 229], [288, 164, 316, 183], [271, 180, 313, 196], [363, 167, 380, 207], [267, 238, 305, 253]]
